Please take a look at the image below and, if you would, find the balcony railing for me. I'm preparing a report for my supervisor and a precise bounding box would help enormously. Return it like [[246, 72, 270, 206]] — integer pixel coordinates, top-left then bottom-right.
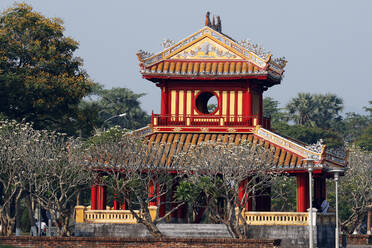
[[242, 211, 309, 226], [75, 206, 140, 224], [76, 206, 334, 226], [152, 114, 271, 129]]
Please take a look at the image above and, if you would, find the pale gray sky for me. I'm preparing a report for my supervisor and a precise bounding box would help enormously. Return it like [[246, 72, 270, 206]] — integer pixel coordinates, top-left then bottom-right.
[[1, 0, 371, 115]]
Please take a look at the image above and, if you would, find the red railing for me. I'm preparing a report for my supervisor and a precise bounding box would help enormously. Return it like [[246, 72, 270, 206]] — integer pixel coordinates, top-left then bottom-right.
[[152, 114, 271, 129]]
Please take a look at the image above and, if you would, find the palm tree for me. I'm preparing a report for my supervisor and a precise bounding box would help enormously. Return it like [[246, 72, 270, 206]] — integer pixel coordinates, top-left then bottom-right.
[[312, 94, 343, 129], [286, 93, 315, 126]]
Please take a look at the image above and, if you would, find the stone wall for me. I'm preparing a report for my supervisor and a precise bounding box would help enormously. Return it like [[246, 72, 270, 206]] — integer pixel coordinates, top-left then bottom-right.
[[75, 223, 335, 248], [0, 236, 281, 248], [246, 224, 335, 248]]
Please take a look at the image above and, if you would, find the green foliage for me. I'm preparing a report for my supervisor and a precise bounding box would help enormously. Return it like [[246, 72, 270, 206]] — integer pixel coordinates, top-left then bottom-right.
[[78, 87, 150, 136], [0, 3, 94, 134], [364, 100, 372, 118], [96, 87, 150, 130], [273, 122, 343, 148], [263, 97, 286, 124], [334, 112, 370, 142], [355, 123, 372, 151], [271, 176, 297, 212], [286, 93, 343, 129]]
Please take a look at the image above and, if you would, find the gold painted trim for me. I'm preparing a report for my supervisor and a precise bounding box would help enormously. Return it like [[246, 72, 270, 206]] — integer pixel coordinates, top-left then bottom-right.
[[142, 26, 267, 69]]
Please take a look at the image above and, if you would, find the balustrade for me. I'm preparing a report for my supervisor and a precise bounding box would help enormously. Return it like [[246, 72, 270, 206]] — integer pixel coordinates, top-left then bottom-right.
[[242, 211, 309, 226], [152, 114, 270, 129]]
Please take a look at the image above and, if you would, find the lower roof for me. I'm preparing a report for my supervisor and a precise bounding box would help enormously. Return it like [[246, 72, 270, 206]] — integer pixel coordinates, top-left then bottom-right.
[[141, 125, 347, 174]]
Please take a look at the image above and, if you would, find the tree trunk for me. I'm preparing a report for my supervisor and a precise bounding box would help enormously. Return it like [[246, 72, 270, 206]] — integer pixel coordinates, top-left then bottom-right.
[[25, 194, 37, 236], [15, 197, 21, 236]]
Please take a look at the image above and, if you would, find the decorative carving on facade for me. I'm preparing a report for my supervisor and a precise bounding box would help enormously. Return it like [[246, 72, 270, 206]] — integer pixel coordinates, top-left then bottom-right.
[[172, 40, 238, 59]]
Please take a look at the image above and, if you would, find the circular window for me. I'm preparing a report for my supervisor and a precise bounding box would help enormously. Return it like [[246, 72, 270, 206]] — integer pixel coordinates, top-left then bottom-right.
[[195, 92, 218, 114]]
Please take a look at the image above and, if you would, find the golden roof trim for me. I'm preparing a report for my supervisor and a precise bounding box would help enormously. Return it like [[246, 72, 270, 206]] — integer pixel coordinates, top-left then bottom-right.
[[139, 26, 282, 71]]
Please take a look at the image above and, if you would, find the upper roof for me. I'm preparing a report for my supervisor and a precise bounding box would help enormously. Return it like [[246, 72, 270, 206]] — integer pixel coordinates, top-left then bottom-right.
[[137, 26, 287, 82]]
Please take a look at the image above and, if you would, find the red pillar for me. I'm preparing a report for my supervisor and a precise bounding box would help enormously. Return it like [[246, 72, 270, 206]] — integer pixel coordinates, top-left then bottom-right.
[[238, 178, 252, 211], [161, 86, 167, 115], [297, 174, 309, 212], [159, 192, 166, 218], [90, 185, 97, 210], [98, 185, 106, 210], [258, 90, 263, 125], [148, 179, 156, 207], [247, 84, 252, 116], [113, 193, 118, 210]]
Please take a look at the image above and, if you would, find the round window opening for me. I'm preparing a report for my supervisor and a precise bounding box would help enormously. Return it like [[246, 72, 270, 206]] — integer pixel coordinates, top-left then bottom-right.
[[195, 92, 218, 114]]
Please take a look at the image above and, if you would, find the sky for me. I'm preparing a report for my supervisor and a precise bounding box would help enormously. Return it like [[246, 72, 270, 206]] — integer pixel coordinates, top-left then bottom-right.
[[1, 0, 371, 115]]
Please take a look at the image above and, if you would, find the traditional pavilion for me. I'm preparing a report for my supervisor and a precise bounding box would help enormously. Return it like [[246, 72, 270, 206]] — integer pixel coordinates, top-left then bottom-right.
[[77, 13, 348, 227]]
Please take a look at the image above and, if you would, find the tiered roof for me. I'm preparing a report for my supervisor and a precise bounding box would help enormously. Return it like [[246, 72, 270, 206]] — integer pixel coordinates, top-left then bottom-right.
[[137, 26, 286, 84]]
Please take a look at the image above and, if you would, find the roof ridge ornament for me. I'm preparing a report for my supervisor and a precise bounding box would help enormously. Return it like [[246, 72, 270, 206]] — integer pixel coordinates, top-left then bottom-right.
[[205, 11, 222, 33]]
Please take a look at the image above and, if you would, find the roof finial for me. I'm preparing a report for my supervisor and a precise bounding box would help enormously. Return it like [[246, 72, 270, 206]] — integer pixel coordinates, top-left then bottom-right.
[[205, 11, 211, 27], [216, 16, 222, 32]]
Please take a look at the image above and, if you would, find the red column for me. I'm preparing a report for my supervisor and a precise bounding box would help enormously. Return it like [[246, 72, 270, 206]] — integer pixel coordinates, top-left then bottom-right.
[[148, 179, 156, 207], [247, 83, 252, 117], [98, 186, 106, 210], [161, 86, 167, 115], [90, 185, 97, 210], [113, 193, 118, 210], [297, 174, 309, 212], [159, 191, 166, 218], [238, 178, 252, 210]]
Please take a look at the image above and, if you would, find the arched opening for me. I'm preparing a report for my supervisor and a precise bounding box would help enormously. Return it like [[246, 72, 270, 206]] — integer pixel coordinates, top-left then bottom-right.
[[195, 92, 218, 114]]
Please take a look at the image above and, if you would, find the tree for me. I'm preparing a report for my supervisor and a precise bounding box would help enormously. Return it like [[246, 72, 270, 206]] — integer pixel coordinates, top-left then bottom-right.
[[273, 122, 344, 148], [312, 94, 343, 129], [0, 120, 25, 236], [0, 3, 94, 134], [178, 141, 276, 239], [336, 146, 372, 233], [286, 93, 343, 129], [286, 93, 315, 126], [263, 97, 286, 125], [0, 119, 92, 236], [355, 123, 372, 151], [337, 112, 370, 143], [95, 87, 150, 130], [20, 130, 92, 236], [364, 100, 372, 119], [84, 129, 185, 237]]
